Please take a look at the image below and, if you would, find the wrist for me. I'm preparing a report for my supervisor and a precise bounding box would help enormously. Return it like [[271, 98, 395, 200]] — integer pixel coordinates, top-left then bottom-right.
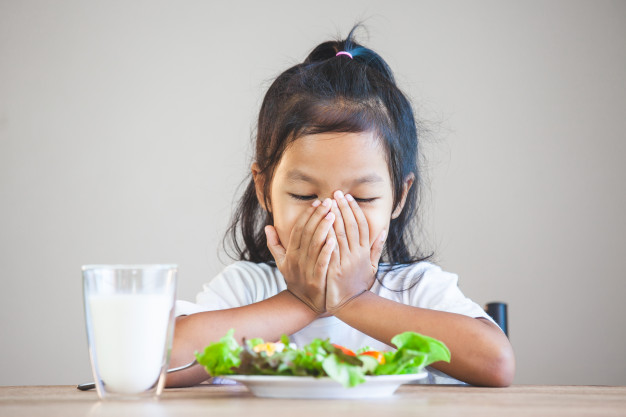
[[281, 290, 324, 319], [327, 289, 369, 316]]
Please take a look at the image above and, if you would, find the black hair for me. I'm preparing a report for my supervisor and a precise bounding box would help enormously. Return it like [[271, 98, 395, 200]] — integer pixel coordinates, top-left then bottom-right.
[[224, 25, 432, 270]]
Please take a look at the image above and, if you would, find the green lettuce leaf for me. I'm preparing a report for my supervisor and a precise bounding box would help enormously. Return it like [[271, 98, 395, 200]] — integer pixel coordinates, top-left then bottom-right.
[[194, 329, 242, 376], [322, 353, 366, 388], [194, 329, 450, 388], [374, 331, 450, 375], [392, 331, 451, 366], [356, 354, 379, 374], [246, 338, 265, 349]]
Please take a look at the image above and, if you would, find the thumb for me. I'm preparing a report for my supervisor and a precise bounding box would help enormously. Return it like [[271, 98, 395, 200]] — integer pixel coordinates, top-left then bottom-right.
[[369, 229, 386, 272], [265, 225, 286, 265]]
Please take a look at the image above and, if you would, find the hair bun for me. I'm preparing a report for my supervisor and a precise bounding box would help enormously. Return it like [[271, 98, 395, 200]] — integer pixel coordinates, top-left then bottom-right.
[[304, 40, 341, 63], [303, 25, 396, 85]]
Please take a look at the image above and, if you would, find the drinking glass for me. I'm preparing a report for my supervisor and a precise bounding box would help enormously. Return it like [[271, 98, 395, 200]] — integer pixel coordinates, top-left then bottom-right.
[[82, 264, 177, 400]]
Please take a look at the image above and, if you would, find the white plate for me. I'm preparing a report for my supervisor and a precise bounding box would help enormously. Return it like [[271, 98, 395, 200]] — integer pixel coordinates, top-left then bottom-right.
[[225, 372, 428, 399]]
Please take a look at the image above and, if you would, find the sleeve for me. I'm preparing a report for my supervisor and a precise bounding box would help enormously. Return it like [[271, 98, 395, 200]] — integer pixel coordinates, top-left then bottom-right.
[[174, 261, 286, 317], [407, 264, 498, 326], [174, 299, 211, 317]]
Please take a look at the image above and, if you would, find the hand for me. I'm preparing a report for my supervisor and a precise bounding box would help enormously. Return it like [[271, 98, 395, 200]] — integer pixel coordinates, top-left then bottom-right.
[[325, 190, 386, 315], [265, 198, 336, 315]]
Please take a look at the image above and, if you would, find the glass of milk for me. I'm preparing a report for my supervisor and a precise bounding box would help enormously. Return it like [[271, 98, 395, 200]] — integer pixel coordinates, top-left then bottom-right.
[[82, 264, 177, 400]]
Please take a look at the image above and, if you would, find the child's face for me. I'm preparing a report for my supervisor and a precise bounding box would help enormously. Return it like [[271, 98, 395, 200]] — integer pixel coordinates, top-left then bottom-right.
[[254, 131, 412, 250]]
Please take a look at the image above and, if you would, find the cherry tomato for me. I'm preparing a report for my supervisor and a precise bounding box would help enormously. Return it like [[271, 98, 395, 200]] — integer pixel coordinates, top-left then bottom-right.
[[359, 351, 386, 364], [332, 344, 356, 356]]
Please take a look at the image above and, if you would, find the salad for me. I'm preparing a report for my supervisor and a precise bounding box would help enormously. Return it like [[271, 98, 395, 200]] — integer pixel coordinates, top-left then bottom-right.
[[195, 329, 450, 388]]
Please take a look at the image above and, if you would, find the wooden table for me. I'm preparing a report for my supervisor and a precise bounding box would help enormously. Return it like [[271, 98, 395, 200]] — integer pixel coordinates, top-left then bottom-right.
[[1, 384, 625, 417]]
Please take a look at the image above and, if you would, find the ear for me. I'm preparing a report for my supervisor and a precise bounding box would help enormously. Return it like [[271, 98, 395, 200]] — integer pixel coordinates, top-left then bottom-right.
[[391, 173, 415, 219], [251, 162, 269, 211]]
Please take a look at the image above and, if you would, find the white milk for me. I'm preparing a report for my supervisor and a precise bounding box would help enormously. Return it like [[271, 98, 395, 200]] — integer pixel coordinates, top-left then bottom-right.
[[88, 294, 172, 394]]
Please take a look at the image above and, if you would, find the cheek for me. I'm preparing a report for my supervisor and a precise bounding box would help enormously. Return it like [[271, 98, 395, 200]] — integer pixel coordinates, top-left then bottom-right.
[[272, 201, 308, 246], [362, 207, 392, 247]]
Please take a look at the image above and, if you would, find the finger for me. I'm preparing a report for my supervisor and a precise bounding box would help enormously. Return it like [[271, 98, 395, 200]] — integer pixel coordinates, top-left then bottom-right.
[[300, 198, 333, 257], [307, 211, 335, 263], [288, 199, 324, 250], [369, 229, 387, 272], [334, 190, 359, 251], [345, 194, 370, 247], [265, 225, 287, 265], [314, 236, 335, 284], [330, 199, 349, 256], [328, 226, 341, 266]]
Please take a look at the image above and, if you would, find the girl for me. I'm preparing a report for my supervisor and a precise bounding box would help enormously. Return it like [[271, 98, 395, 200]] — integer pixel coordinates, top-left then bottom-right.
[[169, 26, 515, 387]]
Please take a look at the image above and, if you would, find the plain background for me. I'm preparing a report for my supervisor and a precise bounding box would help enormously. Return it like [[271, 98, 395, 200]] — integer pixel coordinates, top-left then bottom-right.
[[1, 0, 625, 386]]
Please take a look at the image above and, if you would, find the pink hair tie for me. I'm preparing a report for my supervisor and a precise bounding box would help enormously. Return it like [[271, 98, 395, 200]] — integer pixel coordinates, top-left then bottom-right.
[[336, 51, 353, 59]]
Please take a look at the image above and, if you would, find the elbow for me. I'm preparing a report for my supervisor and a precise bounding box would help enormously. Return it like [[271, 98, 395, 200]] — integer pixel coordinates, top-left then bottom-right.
[[487, 343, 516, 387]]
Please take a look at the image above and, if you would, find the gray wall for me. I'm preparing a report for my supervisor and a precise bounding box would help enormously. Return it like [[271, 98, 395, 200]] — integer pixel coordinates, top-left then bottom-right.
[[1, 0, 625, 386]]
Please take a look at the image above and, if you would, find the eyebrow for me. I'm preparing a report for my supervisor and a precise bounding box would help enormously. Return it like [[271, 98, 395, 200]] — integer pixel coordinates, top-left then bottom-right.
[[285, 169, 384, 185]]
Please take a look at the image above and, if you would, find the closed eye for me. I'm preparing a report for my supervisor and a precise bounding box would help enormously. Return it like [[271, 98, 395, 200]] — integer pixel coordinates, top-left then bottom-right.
[[289, 194, 379, 203], [289, 193, 317, 201], [353, 197, 378, 203]]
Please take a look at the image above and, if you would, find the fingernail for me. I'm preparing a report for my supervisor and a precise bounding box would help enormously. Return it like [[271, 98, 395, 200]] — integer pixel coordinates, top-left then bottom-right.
[[380, 230, 387, 242], [325, 212, 334, 221], [322, 198, 331, 207], [334, 190, 344, 199], [312, 200, 321, 207], [345, 194, 354, 202]]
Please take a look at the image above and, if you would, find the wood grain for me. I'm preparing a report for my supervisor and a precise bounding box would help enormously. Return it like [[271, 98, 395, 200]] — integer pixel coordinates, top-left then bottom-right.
[[1, 384, 624, 417]]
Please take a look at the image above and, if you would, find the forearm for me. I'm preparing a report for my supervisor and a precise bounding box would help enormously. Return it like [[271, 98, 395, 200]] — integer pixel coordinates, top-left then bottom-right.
[[166, 290, 318, 387], [334, 291, 515, 387]]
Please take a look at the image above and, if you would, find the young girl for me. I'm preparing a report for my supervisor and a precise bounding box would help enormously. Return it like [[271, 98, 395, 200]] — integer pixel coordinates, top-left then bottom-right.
[[169, 26, 515, 387]]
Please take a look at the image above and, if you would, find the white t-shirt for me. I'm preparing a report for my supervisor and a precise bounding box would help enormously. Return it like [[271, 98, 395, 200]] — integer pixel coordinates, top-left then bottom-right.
[[176, 260, 499, 384]]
